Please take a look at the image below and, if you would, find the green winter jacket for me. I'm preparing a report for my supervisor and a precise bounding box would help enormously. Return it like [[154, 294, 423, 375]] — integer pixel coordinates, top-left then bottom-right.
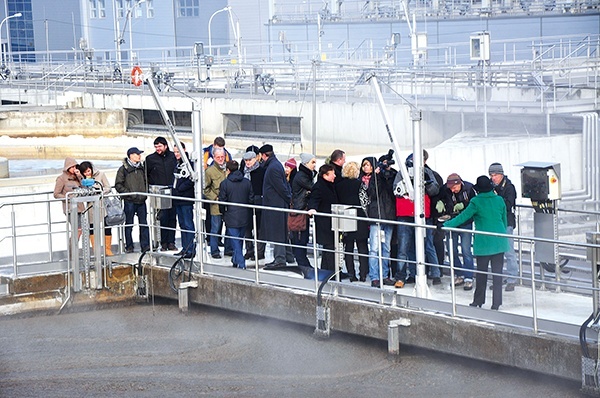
[[444, 191, 510, 256]]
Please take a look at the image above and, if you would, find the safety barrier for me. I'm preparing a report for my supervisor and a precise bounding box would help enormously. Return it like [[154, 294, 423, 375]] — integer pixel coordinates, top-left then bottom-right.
[[0, 189, 598, 340]]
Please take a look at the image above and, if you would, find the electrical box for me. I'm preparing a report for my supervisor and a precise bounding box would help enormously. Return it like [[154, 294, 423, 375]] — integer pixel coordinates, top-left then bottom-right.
[[194, 42, 204, 57], [470, 31, 490, 61], [518, 161, 561, 201], [331, 204, 357, 232], [149, 185, 172, 210]]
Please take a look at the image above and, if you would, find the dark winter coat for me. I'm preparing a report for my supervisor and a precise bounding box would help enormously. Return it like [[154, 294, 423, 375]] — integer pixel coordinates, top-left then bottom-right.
[[218, 170, 254, 229], [291, 163, 315, 211], [242, 163, 265, 207], [426, 165, 447, 220], [444, 180, 476, 228], [493, 175, 517, 228], [115, 158, 147, 204], [172, 156, 195, 206], [145, 148, 177, 187], [308, 176, 338, 246], [261, 154, 292, 243], [335, 177, 369, 240], [360, 157, 396, 223]]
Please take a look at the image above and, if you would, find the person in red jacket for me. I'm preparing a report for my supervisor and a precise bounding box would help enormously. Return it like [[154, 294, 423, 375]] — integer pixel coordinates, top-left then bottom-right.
[[393, 153, 441, 288]]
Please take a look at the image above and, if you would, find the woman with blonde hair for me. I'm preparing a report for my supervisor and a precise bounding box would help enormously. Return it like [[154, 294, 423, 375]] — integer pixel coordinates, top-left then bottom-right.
[[335, 161, 369, 282]]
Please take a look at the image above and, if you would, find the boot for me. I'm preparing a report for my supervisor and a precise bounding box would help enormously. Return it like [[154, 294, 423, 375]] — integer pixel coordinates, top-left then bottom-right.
[[105, 235, 114, 256]]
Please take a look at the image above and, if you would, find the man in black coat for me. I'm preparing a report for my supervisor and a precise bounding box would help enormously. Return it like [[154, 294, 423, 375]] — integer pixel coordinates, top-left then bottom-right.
[[219, 161, 253, 269], [259, 144, 292, 267], [145, 136, 178, 251], [308, 164, 338, 271], [489, 162, 518, 291]]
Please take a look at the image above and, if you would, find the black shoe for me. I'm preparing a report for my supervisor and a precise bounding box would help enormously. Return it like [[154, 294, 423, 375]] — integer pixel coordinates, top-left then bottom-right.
[[161, 243, 168, 251], [360, 276, 367, 282], [432, 277, 442, 285], [491, 305, 500, 310], [371, 280, 380, 288], [218, 241, 224, 247], [383, 278, 395, 286], [224, 251, 233, 257], [167, 243, 178, 251], [125, 247, 134, 254], [244, 252, 253, 260], [469, 302, 482, 308], [405, 276, 416, 284], [211, 253, 222, 259], [349, 276, 358, 282], [505, 283, 516, 292], [286, 258, 296, 264]]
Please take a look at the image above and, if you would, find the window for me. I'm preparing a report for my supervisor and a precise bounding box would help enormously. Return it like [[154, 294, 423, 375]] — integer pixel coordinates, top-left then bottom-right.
[[6, 0, 35, 62], [116, 0, 125, 18], [89, 0, 106, 19], [134, 2, 143, 18], [178, 0, 200, 17], [146, 0, 155, 18]]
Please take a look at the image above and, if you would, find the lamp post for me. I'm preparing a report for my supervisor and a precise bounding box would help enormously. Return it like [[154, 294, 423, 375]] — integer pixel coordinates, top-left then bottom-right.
[[116, 0, 145, 67], [0, 12, 22, 66], [208, 6, 230, 56]]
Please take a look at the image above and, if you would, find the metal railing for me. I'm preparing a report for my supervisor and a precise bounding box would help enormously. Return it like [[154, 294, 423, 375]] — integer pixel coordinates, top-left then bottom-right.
[[0, 189, 597, 339]]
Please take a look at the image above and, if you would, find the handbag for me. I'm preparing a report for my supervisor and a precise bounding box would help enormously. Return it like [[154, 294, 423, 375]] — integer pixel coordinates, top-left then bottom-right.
[[288, 211, 307, 232], [104, 193, 126, 226]]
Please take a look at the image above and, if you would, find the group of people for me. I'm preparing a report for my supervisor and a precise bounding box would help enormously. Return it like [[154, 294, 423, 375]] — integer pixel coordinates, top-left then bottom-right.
[[271, 147, 515, 310], [54, 136, 197, 259], [54, 136, 517, 310]]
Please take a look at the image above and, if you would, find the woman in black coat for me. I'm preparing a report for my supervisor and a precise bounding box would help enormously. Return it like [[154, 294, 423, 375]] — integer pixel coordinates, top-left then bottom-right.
[[308, 164, 338, 272], [290, 153, 317, 267], [335, 161, 369, 282]]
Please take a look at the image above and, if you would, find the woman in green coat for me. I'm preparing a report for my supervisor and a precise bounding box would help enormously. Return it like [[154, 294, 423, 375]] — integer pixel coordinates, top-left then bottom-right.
[[444, 175, 510, 310]]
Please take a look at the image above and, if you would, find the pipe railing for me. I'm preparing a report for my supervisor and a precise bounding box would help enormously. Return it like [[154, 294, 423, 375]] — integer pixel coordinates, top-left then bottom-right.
[[0, 188, 599, 337]]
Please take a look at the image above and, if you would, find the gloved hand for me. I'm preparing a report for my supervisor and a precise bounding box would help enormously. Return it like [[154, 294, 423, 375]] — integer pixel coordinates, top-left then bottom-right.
[[453, 203, 465, 213], [436, 200, 445, 213]]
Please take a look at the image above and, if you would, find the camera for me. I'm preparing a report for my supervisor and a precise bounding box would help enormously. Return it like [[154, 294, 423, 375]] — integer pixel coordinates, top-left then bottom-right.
[[377, 149, 395, 170]]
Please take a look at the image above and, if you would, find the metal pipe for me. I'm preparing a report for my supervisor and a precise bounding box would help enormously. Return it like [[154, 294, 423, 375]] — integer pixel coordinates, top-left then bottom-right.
[[530, 240, 538, 333], [448, 231, 457, 316], [11, 209, 16, 277]]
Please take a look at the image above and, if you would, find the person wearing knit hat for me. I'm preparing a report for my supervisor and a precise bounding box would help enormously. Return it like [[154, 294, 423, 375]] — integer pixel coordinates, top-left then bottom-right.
[[443, 173, 476, 291], [284, 158, 297, 184], [285, 158, 297, 169], [290, 153, 317, 268], [488, 162, 518, 292], [444, 175, 510, 311], [446, 173, 462, 187], [488, 162, 504, 175], [300, 153, 316, 165]]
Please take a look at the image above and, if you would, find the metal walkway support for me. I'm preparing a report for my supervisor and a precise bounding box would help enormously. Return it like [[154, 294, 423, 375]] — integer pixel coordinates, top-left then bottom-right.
[[388, 318, 411, 356], [178, 280, 198, 313]]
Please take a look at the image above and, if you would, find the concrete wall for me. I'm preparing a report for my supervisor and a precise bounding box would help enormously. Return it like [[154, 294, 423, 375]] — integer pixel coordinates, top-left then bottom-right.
[[0, 109, 124, 138]]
